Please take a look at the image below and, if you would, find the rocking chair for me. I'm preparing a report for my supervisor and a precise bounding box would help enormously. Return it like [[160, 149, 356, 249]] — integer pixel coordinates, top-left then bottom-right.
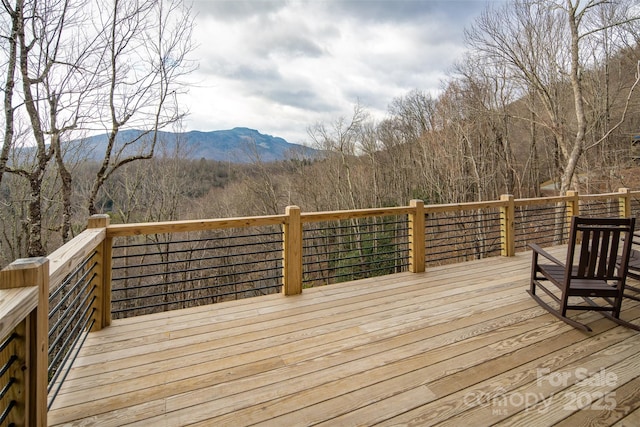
[[528, 216, 638, 332]]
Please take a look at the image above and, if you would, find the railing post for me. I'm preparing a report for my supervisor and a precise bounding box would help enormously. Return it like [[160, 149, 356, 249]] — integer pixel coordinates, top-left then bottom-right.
[[87, 214, 112, 329], [566, 190, 580, 219], [618, 188, 631, 218], [566, 190, 579, 240], [283, 206, 302, 295], [500, 194, 515, 256], [408, 200, 425, 273], [0, 258, 49, 426]]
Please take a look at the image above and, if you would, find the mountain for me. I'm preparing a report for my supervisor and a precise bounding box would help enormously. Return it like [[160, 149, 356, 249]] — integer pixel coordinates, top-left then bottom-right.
[[80, 127, 318, 163]]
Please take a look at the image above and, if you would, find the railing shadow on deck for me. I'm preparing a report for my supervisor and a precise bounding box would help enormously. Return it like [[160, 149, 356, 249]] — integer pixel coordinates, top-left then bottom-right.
[[0, 188, 638, 425]]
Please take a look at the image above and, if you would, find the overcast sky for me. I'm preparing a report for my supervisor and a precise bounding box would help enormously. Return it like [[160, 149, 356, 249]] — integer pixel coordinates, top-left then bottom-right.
[[183, 0, 500, 144]]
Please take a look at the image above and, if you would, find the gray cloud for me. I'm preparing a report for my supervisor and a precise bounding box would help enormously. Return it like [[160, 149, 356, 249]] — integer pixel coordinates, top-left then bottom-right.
[[192, 0, 288, 20], [263, 88, 337, 112], [182, 0, 500, 143], [329, 0, 490, 24], [248, 28, 327, 59]]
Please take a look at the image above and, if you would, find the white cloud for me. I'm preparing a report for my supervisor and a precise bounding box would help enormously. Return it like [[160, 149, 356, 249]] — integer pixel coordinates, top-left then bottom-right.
[[182, 0, 496, 144]]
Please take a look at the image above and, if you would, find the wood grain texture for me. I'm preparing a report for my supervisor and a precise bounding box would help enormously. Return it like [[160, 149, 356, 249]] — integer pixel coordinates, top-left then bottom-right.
[[301, 206, 412, 222], [0, 288, 38, 340], [409, 199, 425, 273], [47, 228, 105, 293], [283, 205, 302, 295], [47, 247, 640, 426], [106, 215, 287, 237]]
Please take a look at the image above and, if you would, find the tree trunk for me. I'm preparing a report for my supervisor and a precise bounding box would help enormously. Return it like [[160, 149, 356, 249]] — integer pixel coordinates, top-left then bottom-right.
[[53, 134, 73, 242], [0, 0, 19, 187], [560, 0, 588, 195]]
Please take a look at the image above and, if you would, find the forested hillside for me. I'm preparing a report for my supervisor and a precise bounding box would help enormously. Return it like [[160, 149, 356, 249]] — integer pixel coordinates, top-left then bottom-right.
[[1, 0, 639, 268]]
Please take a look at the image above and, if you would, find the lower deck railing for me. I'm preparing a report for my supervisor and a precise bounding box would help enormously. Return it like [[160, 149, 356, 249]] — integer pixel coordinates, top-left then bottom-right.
[[0, 189, 639, 425]]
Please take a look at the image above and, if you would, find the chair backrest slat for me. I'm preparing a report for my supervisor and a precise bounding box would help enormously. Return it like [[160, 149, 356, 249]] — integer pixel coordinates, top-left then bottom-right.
[[588, 229, 600, 276], [570, 217, 635, 281], [608, 229, 621, 275], [596, 229, 611, 277]]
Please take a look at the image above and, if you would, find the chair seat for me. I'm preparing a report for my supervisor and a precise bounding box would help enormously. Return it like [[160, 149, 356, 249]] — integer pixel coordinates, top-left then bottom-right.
[[536, 263, 619, 296]]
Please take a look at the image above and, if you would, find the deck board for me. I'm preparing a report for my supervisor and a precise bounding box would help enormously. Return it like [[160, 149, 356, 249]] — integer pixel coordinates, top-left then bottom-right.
[[48, 248, 640, 426]]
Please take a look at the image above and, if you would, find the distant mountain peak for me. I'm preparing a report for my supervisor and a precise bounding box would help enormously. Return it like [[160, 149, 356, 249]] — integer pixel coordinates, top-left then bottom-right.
[[80, 128, 318, 163]]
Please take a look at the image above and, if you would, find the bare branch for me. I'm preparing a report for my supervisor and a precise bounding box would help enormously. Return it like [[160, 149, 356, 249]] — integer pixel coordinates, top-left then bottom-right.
[[586, 60, 640, 150]]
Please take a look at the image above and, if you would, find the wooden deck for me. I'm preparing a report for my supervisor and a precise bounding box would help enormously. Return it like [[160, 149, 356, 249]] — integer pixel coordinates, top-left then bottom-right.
[[48, 248, 640, 426]]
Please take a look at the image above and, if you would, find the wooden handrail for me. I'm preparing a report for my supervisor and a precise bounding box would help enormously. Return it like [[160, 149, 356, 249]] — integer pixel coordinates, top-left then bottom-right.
[[0, 287, 38, 345], [424, 200, 507, 213], [579, 191, 627, 200], [47, 228, 106, 295], [106, 215, 288, 237], [301, 206, 413, 222], [512, 195, 571, 206]]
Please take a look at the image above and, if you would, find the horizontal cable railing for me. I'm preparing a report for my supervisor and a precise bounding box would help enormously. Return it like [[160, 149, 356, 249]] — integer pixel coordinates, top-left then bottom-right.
[[580, 193, 621, 217], [425, 208, 501, 266], [111, 226, 284, 318], [0, 331, 20, 426], [47, 251, 98, 409], [632, 194, 640, 218], [302, 215, 410, 286], [514, 201, 568, 251]]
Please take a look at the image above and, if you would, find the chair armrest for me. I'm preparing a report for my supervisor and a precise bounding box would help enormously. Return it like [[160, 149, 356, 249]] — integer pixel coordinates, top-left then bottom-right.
[[529, 243, 565, 267]]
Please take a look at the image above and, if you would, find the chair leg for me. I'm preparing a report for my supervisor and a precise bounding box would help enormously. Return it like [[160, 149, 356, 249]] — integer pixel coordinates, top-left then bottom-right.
[[529, 253, 538, 295], [560, 291, 570, 318], [613, 294, 622, 318], [527, 290, 592, 332]]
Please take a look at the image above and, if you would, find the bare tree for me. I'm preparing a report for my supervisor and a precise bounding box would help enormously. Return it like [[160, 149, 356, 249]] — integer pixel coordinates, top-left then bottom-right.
[[239, 140, 284, 216], [0, 0, 194, 259], [0, 0, 20, 188], [382, 90, 437, 203], [86, 0, 195, 215], [0, 0, 80, 255], [466, 0, 640, 195], [307, 103, 369, 210], [453, 57, 521, 196]]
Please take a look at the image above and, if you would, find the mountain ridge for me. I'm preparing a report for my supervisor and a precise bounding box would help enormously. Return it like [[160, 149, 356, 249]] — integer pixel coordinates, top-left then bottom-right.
[[81, 127, 318, 163]]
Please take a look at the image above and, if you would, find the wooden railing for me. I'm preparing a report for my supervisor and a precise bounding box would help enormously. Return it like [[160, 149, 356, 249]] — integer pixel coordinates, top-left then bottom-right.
[[0, 258, 47, 426], [0, 189, 639, 425]]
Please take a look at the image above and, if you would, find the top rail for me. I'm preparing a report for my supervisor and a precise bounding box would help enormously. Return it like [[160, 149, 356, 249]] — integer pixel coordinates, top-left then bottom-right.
[[47, 228, 106, 295], [301, 206, 413, 222], [424, 200, 507, 212], [106, 215, 288, 237], [99, 189, 640, 239], [0, 287, 38, 341], [513, 195, 571, 207]]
